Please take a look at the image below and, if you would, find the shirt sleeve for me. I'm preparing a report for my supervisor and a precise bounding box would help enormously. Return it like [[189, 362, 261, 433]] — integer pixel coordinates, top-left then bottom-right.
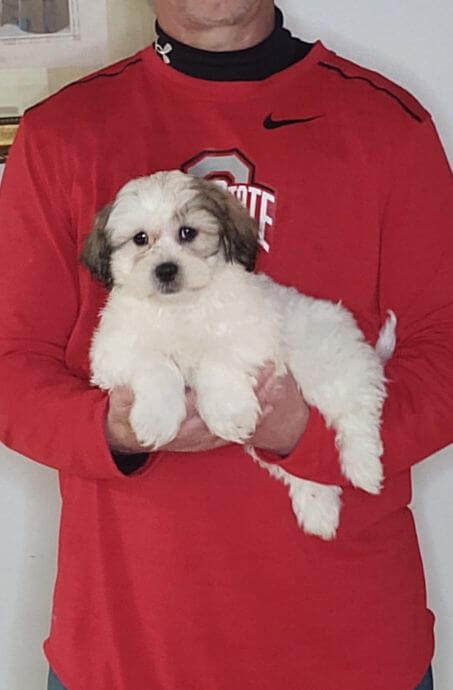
[[256, 116, 453, 487], [0, 114, 152, 479]]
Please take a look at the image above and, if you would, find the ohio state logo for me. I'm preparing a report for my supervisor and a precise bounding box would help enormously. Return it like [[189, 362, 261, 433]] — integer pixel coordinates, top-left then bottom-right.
[[181, 149, 276, 252]]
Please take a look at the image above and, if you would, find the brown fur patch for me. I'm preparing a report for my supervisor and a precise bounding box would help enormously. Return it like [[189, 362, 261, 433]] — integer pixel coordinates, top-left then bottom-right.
[[190, 178, 259, 272], [81, 203, 114, 288]]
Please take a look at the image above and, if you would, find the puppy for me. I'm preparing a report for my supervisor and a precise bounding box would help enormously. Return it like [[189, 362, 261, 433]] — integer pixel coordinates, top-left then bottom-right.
[[82, 170, 393, 539]]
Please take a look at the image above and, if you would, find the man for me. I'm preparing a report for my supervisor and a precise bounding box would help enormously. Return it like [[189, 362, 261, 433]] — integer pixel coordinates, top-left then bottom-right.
[[0, 1, 451, 688]]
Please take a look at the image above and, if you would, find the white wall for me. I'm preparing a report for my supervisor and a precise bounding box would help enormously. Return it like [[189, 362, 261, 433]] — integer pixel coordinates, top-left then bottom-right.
[[0, 1, 452, 688]]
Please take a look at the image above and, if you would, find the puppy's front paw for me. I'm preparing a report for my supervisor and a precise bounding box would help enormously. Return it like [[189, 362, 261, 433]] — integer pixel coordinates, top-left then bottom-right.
[[198, 384, 260, 443], [130, 394, 186, 449]]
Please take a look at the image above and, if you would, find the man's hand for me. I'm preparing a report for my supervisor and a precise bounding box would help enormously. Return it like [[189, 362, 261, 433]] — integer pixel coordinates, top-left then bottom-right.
[[106, 365, 309, 456], [251, 365, 310, 456]]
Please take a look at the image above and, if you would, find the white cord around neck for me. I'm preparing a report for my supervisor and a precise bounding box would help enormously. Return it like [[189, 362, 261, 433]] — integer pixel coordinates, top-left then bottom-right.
[[155, 40, 173, 65]]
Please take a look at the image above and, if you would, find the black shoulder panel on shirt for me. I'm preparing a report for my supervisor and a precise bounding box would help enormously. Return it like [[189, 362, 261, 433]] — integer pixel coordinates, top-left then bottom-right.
[[317, 61, 423, 124], [26, 57, 142, 114]]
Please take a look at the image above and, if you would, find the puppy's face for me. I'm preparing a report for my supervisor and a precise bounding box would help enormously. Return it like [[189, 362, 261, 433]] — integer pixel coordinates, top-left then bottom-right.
[[82, 171, 259, 298]]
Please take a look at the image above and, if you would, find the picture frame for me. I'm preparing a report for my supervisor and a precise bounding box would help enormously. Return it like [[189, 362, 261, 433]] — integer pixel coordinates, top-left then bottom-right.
[[0, 2, 154, 176], [0, 1, 74, 42], [0, 0, 110, 130], [0, 116, 20, 164], [0, 1, 108, 70]]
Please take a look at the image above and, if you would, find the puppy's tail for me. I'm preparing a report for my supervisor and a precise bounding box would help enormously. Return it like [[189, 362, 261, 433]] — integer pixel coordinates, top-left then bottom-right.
[[375, 310, 397, 364]]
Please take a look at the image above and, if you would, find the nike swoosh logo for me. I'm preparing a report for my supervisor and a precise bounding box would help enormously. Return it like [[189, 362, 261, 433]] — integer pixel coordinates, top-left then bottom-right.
[[263, 113, 323, 129]]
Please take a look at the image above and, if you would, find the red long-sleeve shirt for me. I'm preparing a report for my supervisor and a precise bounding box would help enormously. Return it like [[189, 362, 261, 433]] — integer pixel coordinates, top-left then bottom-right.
[[0, 41, 452, 690]]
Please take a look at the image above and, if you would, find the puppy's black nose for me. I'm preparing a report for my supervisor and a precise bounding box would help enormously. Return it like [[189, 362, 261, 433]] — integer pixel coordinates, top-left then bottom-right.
[[155, 262, 179, 283]]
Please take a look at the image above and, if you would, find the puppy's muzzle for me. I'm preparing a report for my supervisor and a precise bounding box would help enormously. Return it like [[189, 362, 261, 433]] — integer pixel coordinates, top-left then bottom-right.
[[154, 262, 179, 283]]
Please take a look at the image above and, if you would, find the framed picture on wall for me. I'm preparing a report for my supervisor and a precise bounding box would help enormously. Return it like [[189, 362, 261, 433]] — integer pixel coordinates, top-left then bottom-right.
[[0, 1, 154, 175], [1, 0, 73, 39], [0, 115, 20, 164], [0, 0, 108, 69], [0, 0, 109, 130]]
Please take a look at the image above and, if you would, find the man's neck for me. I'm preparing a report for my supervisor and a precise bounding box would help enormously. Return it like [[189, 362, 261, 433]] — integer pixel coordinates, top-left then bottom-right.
[[156, 5, 275, 52], [154, 8, 314, 82]]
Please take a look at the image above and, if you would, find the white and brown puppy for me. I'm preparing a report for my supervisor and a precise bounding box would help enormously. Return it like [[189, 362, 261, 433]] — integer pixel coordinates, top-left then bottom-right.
[[82, 170, 393, 539]]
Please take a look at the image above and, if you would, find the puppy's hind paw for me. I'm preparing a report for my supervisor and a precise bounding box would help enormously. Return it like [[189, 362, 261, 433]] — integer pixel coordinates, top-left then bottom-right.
[[340, 437, 384, 495], [345, 458, 383, 495]]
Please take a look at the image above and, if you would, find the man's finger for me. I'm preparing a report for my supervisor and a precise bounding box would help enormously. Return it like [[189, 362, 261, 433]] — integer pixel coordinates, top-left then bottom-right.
[[254, 362, 276, 390], [184, 389, 198, 419], [110, 386, 134, 409]]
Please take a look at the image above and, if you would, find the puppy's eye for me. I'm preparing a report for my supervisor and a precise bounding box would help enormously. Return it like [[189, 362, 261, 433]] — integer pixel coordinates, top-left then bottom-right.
[[133, 231, 149, 246], [179, 226, 198, 242]]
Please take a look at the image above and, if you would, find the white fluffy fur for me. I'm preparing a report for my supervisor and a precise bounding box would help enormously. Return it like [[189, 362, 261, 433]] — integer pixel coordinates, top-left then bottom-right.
[[86, 171, 395, 540]]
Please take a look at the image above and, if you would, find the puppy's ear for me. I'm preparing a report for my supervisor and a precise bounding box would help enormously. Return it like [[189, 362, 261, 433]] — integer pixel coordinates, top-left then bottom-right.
[[194, 179, 259, 271], [219, 191, 259, 272], [81, 203, 114, 288]]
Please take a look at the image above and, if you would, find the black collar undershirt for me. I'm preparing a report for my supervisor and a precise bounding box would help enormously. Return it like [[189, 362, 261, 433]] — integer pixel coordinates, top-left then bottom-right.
[[154, 7, 313, 81]]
